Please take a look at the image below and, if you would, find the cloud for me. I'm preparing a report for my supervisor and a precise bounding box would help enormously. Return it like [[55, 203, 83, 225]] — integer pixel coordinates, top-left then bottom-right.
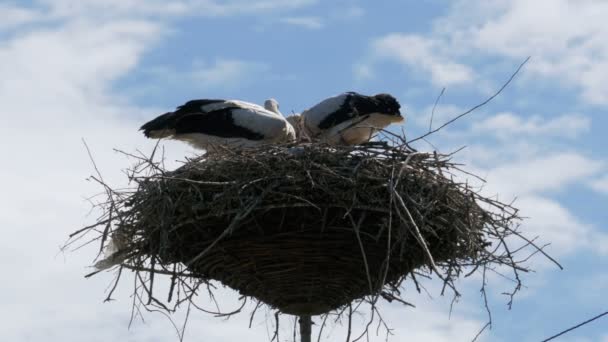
[[371, 34, 475, 86], [221, 0, 318, 14], [193, 59, 270, 87], [38, 0, 190, 17], [368, 0, 608, 105], [409, 103, 469, 128], [471, 112, 591, 140], [353, 62, 374, 80], [466, 0, 608, 105], [277, 5, 363, 30], [0, 4, 43, 30], [379, 301, 486, 341], [452, 151, 607, 258], [280, 16, 324, 29], [0, 20, 163, 116], [417, 106, 607, 260], [589, 175, 608, 195], [305, 289, 487, 342], [514, 196, 606, 257], [0, 3, 294, 341], [1, 1, 605, 341], [27, 0, 319, 20], [145, 59, 270, 91], [341, 6, 365, 19], [0, 11, 191, 342], [408, 105, 596, 167], [431, 145, 608, 261], [479, 153, 603, 197], [0, 3, 490, 342]]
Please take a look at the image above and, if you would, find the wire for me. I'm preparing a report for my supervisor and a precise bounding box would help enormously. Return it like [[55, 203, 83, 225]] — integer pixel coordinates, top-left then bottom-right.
[[540, 310, 608, 342]]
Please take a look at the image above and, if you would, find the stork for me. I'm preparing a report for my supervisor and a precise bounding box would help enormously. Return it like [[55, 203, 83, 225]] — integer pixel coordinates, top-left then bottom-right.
[[294, 92, 404, 145], [140, 98, 296, 152]]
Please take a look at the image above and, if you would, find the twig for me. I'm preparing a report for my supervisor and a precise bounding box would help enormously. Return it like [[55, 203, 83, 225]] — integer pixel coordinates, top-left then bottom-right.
[[345, 304, 353, 342], [316, 314, 329, 342], [429, 87, 446, 132], [70, 137, 551, 342], [409, 56, 531, 144]]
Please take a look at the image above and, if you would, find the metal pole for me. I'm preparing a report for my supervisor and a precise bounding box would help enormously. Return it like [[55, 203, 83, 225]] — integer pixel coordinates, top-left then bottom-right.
[[299, 315, 312, 342]]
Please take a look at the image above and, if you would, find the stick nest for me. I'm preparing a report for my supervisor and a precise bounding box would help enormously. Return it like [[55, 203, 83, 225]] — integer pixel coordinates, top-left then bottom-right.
[[77, 141, 537, 318]]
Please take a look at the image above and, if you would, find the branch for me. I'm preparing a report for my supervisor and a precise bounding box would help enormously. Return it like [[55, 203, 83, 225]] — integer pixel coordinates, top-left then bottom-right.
[[409, 56, 530, 144]]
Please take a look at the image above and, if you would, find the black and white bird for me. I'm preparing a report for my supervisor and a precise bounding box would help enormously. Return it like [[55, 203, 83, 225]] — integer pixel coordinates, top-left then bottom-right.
[[288, 92, 404, 145], [141, 98, 296, 152]]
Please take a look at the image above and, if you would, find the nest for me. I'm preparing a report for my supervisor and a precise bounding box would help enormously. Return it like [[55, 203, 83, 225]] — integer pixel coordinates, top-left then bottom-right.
[[75, 141, 551, 321]]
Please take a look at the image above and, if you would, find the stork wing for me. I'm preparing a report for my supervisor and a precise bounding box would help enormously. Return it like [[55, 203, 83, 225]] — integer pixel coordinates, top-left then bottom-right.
[[172, 110, 265, 140], [141, 99, 282, 140], [302, 92, 356, 130]]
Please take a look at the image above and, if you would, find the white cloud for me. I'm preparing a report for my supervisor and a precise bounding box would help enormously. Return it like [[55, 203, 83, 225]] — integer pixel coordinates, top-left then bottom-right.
[[37, 0, 319, 18], [410, 103, 468, 128], [370, 0, 608, 105], [482, 153, 603, 197], [371, 34, 475, 86], [0, 4, 43, 30], [146, 59, 270, 91], [39, 0, 189, 17], [0, 3, 295, 341], [341, 6, 365, 19], [450, 150, 608, 257], [280, 16, 324, 29], [590, 174, 608, 195], [306, 289, 487, 342], [1, 1, 605, 341], [514, 196, 605, 257], [193, 59, 269, 86], [353, 62, 374, 80], [222, 0, 318, 14], [427, 110, 607, 259], [0, 13, 192, 342], [276, 5, 363, 30], [380, 302, 486, 341], [590, 233, 608, 256], [471, 112, 591, 140], [441, 150, 608, 260], [0, 20, 163, 108], [470, 0, 608, 105], [0, 3, 490, 342]]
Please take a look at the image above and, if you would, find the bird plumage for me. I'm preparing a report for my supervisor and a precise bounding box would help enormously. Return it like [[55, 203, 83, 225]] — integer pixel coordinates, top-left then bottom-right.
[[141, 99, 296, 151], [298, 92, 404, 145]]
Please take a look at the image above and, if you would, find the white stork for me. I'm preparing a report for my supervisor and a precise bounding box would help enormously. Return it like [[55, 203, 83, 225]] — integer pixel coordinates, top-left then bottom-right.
[[293, 92, 404, 145], [141, 98, 296, 152]]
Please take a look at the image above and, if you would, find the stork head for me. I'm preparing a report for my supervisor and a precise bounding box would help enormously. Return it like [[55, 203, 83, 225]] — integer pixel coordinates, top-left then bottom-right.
[[372, 94, 403, 120], [264, 98, 281, 115]]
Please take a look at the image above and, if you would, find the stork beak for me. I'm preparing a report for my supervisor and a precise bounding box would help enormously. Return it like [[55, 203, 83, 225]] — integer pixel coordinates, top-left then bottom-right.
[[391, 111, 405, 123]]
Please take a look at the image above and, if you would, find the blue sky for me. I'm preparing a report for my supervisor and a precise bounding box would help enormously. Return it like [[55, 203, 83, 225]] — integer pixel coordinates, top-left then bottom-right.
[[0, 0, 607, 341]]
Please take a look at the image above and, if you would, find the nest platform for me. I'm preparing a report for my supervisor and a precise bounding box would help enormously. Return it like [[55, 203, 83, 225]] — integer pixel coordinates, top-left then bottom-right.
[[83, 142, 525, 317]]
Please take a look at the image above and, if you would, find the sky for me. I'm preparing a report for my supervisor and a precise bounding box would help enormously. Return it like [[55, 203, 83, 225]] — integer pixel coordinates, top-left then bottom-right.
[[0, 0, 607, 341]]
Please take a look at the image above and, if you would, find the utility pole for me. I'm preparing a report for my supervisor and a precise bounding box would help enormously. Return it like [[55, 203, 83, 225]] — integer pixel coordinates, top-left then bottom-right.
[[299, 315, 312, 342]]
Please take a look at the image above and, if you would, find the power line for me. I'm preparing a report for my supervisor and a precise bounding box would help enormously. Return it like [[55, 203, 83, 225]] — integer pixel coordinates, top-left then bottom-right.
[[541, 310, 608, 342]]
